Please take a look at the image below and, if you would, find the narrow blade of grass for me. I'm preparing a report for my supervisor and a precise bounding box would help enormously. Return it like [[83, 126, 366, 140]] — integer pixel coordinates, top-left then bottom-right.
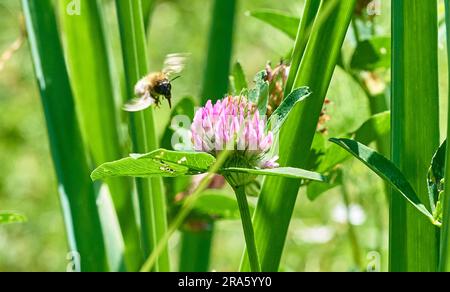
[[179, 228, 214, 272], [247, 9, 300, 39], [440, 0, 450, 272], [115, 0, 169, 272], [241, 0, 356, 272], [142, 0, 156, 30], [60, 0, 141, 271], [284, 0, 321, 95], [22, 0, 108, 271], [201, 0, 237, 103], [391, 0, 440, 272]]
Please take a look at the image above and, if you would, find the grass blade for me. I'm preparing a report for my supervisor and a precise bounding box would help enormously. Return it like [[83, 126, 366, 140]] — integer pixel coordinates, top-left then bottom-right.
[[230, 62, 248, 94], [115, 0, 169, 271], [284, 0, 321, 95], [60, 0, 141, 271], [440, 0, 450, 272], [142, 0, 156, 29], [267, 87, 311, 134], [179, 228, 214, 272], [241, 0, 356, 272], [247, 9, 300, 39], [391, 0, 440, 272], [201, 0, 237, 103], [22, 0, 108, 271]]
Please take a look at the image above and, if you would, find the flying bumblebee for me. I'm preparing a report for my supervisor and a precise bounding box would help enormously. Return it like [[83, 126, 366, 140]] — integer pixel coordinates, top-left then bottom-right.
[[123, 53, 188, 112]]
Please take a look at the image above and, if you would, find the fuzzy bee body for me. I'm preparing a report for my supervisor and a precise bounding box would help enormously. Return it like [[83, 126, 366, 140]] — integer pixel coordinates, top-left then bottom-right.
[[124, 54, 187, 112]]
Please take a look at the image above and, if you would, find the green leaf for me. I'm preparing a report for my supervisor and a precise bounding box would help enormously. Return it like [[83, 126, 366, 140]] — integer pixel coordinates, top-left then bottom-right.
[[0, 212, 27, 225], [267, 87, 311, 134], [248, 9, 300, 39], [132, 150, 216, 172], [191, 191, 255, 220], [309, 111, 391, 174], [91, 156, 189, 181], [427, 141, 446, 213], [330, 138, 434, 221], [354, 111, 391, 145], [231, 62, 248, 94], [307, 168, 343, 201], [248, 70, 270, 116], [222, 167, 325, 182], [351, 36, 391, 71], [92, 150, 216, 181]]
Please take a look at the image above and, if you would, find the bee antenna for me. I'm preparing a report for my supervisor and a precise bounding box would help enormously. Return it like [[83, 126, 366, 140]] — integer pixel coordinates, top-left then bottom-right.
[[170, 76, 181, 82]]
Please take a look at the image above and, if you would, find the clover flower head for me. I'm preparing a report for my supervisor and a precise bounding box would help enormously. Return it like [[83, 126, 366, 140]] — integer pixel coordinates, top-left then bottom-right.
[[191, 95, 279, 170]]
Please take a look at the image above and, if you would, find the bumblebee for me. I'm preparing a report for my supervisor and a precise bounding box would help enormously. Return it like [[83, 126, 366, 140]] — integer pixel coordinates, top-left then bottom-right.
[[123, 53, 188, 112]]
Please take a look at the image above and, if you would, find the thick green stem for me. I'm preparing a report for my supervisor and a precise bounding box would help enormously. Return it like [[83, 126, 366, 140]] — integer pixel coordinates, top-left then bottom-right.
[[233, 185, 260, 272]]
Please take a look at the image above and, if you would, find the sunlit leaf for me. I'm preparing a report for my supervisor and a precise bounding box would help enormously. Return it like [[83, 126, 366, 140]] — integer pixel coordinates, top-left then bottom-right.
[[0, 212, 27, 225], [92, 150, 217, 181], [248, 70, 270, 116], [330, 138, 434, 222], [354, 111, 390, 145], [231, 62, 248, 94], [351, 36, 391, 71], [248, 9, 300, 39], [267, 87, 311, 134], [191, 190, 255, 220], [307, 168, 343, 201], [427, 140, 446, 213]]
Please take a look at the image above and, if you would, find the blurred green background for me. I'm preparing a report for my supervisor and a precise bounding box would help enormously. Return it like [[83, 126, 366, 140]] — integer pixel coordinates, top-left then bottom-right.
[[0, 0, 447, 272]]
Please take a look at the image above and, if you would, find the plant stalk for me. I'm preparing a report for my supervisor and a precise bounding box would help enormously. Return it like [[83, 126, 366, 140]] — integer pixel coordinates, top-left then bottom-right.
[[440, 0, 450, 272], [232, 184, 260, 272], [22, 0, 108, 271]]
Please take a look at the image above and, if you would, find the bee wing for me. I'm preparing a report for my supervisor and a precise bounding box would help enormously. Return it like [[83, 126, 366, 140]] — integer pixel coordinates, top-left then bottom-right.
[[134, 77, 148, 96], [123, 95, 155, 112], [162, 53, 190, 76]]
